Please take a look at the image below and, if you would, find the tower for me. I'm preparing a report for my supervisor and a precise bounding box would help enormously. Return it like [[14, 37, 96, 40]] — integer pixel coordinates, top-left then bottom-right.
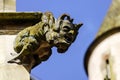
[[84, 0, 120, 80]]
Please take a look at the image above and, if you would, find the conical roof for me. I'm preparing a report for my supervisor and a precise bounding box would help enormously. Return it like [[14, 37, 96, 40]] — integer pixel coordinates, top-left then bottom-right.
[[97, 0, 120, 37]]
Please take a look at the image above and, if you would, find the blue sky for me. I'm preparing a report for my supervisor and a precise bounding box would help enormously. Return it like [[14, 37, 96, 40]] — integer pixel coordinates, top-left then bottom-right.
[[17, 0, 111, 80]]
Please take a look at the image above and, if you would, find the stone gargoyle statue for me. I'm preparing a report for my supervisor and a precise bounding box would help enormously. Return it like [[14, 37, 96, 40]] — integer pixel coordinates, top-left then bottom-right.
[[8, 12, 83, 72]]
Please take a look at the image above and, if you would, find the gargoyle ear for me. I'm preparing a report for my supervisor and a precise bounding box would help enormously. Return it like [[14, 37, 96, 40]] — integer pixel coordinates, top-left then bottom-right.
[[75, 23, 83, 30]]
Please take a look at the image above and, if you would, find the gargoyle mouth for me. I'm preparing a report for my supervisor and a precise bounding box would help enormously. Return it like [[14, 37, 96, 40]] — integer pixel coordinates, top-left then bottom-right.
[[56, 43, 69, 53], [64, 35, 73, 43]]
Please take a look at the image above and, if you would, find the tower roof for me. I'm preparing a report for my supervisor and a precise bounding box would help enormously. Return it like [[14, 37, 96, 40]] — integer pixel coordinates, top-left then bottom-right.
[[97, 0, 120, 37]]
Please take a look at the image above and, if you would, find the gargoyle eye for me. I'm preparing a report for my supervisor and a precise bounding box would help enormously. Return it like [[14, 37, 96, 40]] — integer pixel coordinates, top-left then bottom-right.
[[63, 26, 71, 32]]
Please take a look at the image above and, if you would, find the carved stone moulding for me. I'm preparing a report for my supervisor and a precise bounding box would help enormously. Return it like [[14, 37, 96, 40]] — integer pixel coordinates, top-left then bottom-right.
[[0, 12, 42, 35]]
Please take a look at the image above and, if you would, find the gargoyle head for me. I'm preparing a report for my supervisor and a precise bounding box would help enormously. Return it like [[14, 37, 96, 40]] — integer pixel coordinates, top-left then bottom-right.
[[52, 14, 83, 53]]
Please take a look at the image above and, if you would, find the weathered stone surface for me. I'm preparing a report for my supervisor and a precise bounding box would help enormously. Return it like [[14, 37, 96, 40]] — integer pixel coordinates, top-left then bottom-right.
[[0, 12, 42, 80], [0, 0, 16, 12], [0, 63, 30, 80], [9, 12, 82, 72], [0, 1, 44, 79], [0, 12, 42, 35], [0, 0, 4, 12], [0, 12, 82, 80], [0, 35, 30, 80]]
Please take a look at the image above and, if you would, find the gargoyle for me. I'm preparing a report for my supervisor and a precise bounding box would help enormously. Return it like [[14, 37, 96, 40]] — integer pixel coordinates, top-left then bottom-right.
[[8, 12, 83, 72]]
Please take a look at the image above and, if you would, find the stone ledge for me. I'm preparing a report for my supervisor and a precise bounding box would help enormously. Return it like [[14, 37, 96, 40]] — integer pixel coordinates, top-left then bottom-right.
[[0, 12, 43, 35], [0, 12, 42, 20]]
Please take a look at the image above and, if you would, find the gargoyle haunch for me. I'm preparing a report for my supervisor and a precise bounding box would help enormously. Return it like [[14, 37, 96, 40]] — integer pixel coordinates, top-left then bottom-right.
[[9, 12, 83, 71]]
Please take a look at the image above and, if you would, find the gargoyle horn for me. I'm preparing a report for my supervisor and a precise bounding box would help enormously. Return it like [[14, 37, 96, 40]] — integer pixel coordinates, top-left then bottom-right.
[[54, 14, 71, 32], [75, 23, 83, 30], [58, 14, 72, 21]]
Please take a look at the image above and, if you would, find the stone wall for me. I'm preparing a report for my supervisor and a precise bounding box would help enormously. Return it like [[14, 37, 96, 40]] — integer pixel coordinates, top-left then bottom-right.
[[0, 12, 43, 80]]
